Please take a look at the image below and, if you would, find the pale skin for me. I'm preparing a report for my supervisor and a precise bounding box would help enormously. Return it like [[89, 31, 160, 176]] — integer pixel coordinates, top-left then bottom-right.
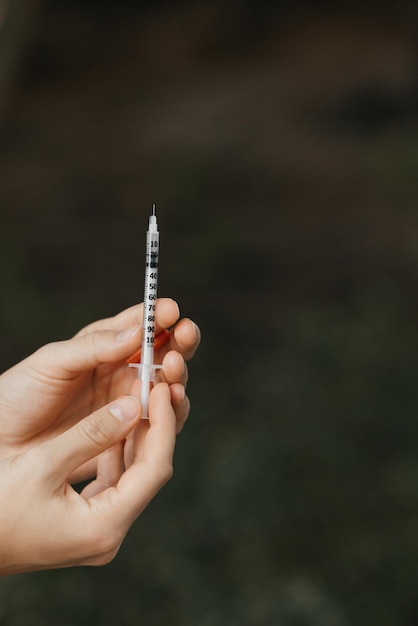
[[0, 298, 200, 575]]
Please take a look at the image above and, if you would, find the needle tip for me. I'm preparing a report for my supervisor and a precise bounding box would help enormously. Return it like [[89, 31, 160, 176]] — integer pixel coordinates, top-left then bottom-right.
[[152, 203, 156, 216]]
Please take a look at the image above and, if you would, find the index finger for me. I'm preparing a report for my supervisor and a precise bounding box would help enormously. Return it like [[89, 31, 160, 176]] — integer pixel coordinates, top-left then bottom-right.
[[75, 298, 180, 337]]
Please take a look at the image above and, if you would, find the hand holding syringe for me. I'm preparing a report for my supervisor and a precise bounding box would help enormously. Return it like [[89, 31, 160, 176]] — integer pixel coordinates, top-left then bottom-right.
[[0, 201, 200, 573], [128, 205, 169, 418]]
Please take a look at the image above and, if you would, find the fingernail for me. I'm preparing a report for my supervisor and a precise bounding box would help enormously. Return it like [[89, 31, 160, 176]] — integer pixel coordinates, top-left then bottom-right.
[[116, 326, 141, 342], [163, 382, 171, 399], [156, 382, 170, 399], [109, 396, 140, 422]]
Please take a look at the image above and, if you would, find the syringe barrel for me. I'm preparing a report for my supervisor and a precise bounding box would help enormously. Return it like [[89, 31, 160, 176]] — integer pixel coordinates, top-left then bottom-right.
[[140, 214, 159, 417]]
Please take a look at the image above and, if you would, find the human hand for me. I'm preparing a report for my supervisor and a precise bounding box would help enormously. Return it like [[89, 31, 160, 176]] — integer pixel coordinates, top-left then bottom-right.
[[0, 298, 200, 482], [0, 298, 200, 574], [0, 382, 179, 575]]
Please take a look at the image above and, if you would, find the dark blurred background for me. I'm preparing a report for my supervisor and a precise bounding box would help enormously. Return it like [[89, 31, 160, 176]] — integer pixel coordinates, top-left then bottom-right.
[[0, 0, 417, 624]]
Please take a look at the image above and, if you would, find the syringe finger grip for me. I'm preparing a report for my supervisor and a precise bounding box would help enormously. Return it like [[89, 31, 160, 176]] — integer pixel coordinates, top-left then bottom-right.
[[128, 363, 163, 382]]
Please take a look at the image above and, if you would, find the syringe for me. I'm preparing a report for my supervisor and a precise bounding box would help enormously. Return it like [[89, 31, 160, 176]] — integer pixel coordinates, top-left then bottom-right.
[[129, 204, 162, 418]]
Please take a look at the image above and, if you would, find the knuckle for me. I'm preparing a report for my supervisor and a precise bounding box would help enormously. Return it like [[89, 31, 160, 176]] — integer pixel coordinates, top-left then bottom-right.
[[82, 523, 124, 566], [78, 416, 115, 450], [143, 459, 173, 489], [86, 329, 102, 354], [157, 461, 174, 486], [29, 341, 61, 368], [94, 536, 120, 564], [92, 549, 119, 567]]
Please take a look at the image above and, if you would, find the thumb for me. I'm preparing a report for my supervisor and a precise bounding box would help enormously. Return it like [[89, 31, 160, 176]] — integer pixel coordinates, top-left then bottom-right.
[[39, 396, 141, 486]]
